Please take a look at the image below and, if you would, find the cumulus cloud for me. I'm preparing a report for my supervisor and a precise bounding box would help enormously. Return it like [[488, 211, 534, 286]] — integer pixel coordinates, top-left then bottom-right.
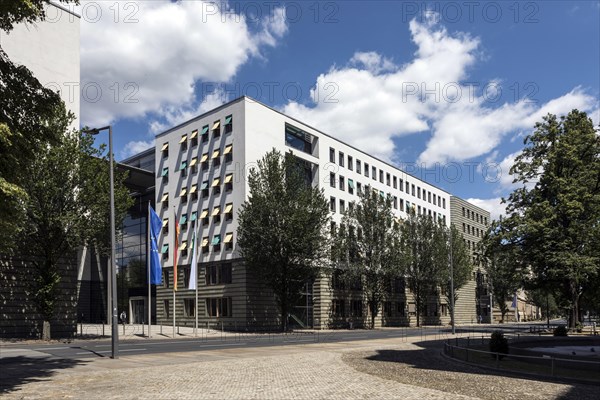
[[120, 140, 154, 160], [465, 197, 506, 222], [79, 0, 287, 128], [282, 16, 596, 165]]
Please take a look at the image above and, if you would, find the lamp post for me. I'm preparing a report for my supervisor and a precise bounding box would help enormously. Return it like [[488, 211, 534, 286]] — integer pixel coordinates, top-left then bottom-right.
[[84, 125, 118, 359], [449, 227, 455, 335]]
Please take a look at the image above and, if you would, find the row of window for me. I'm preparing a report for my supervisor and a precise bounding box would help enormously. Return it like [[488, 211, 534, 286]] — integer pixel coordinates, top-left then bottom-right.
[[160, 173, 234, 208], [161, 115, 233, 157], [163, 297, 232, 318], [161, 204, 234, 234], [463, 223, 483, 238], [328, 148, 446, 209], [329, 171, 446, 209], [162, 264, 233, 289], [329, 194, 446, 222], [160, 231, 234, 260], [462, 206, 487, 225], [162, 144, 233, 182]]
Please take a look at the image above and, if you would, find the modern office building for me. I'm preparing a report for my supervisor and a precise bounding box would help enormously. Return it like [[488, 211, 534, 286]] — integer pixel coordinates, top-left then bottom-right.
[[153, 96, 495, 329], [449, 197, 491, 324]]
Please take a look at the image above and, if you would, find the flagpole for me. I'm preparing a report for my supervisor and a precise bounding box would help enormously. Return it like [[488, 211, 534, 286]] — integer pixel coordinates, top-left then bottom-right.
[[147, 201, 152, 338], [195, 223, 199, 337]]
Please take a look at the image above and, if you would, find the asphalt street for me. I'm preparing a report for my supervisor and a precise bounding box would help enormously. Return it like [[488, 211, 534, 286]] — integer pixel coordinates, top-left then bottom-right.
[[0, 322, 547, 360]]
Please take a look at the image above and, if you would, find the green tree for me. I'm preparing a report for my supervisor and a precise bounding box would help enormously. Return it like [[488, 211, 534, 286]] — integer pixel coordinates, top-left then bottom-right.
[[237, 149, 330, 331], [478, 222, 524, 323], [504, 110, 600, 327], [0, 50, 70, 253], [400, 211, 447, 326], [334, 190, 402, 329], [442, 224, 472, 326], [19, 129, 132, 339], [0, 0, 80, 33]]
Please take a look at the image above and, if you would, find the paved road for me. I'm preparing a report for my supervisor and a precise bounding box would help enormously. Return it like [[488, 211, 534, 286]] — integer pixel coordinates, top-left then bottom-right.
[[0, 322, 550, 360]]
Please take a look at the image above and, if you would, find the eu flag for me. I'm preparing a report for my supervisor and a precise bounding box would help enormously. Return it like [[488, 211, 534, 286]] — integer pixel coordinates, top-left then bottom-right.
[[149, 205, 163, 284]]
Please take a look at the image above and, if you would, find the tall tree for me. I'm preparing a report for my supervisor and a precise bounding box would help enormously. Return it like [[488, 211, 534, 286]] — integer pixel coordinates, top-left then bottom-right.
[[478, 221, 524, 323], [0, 50, 69, 253], [441, 224, 472, 326], [237, 150, 330, 331], [19, 130, 132, 339], [334, 190, 402, 329], [504, 110, 600, 327], [400, 211, 447, 326]]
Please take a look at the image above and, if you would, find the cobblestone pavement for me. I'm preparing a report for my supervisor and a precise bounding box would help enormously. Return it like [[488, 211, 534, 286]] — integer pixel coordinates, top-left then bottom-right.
[[2, 337, 595, 399]]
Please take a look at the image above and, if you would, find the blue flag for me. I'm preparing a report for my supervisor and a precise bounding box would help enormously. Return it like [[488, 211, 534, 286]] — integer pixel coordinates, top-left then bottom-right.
[[149, 205, 163, 285]]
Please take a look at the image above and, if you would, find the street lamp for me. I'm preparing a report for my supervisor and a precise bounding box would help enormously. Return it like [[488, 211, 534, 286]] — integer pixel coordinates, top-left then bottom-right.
[[83, 125, 118, 359]]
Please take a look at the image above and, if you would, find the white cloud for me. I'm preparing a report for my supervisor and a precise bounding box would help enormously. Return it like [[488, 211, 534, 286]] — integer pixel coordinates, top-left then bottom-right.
[[465, 197, 506, 222], [120, 140, 154, 160], [281, 16, 596, 165], [79, 1, 287, 128]]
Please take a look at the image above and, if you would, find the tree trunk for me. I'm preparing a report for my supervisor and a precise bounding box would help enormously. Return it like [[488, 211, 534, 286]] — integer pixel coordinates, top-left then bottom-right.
[[42, 320, 51, 340], [570, 284, 579, 329]]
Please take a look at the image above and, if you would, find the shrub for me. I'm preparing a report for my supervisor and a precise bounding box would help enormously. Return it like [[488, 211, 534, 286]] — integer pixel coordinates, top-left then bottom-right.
[[489, 330, 509, 360], [575, 323, 583, 333], [553, 325, 568, 336]]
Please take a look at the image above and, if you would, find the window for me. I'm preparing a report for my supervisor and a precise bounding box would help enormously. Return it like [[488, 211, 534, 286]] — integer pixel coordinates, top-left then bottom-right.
[[225, 203, 233, 221], [330, 197, 336, 212], [201, 125, 209, 143], [348, 179, 354, 195], [417, 187, 421, 199], [212, 149, 221, 167], [161, 243, 169, 261], [190, 130, 198, 147], [163, 269, 170, 287], [339, 199, 345, 213], [225, 173, 233, 192], [161, 142, 169, 158], [411, 184, 415, 196], [399, 198, 404, 210], [332, 299, 345, 318], [443, 198, 446, 209], [379, 169, 384, 183], [184, 298, 195, 317], [224, 233, 233, 251], [179, 160, 188, 177], [179, 134, 187, 151], [339, 175, 345, 191], [179, 187, 187, 204], [398, 179, 403, 192], [351, 300, 363, 317], [285, 123, 313, 154], [201, 181, 209, 198], [393, 196, 398, 209], [161, 167, 169, 180], [463, 223, 466, 233], [433, 194, 437, 206], [384, 301, 392, 317], [397, 302, 406, 317], [330, 221, 336, 234], [212, 206, 221, 223], [212, 234, 221, 251], [190, 157, 198, 174], [179, 213, 188, 231], [224, 115, 233, 133], [386, 173, 390, 186], [201, 236, 209, 253], [356, 160, 361, 174], [212, 120, 221, 138], [164, 299, 170, 318], [428, 191, 431, 203], [356, 182, 362, 194], [348, 155, 353, 170], [462, 207, 465, 217], [190, 184, 198, 201], [212, 177, 221, 195], [364, 163, 369, 177], [329, 147, 335, 163], [224, 144, 233, 162], [205, 264, 232, 285], [201, 152, 209, 170], [162, 218, 169, 235], [393, 176, 397, 189], [337, 151, 344, 167], [330, 172, 336, 188], [372, 166, 377, 180], [205, 297, 231, 317]]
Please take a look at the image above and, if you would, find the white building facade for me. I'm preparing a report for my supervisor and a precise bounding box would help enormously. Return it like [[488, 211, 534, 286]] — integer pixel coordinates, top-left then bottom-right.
[[154, 97, 459, 329]]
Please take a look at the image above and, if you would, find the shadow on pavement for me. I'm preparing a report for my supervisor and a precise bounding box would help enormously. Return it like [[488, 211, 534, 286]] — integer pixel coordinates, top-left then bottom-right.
[[358, 339, 599, 400], [0, 356, 86, 395]]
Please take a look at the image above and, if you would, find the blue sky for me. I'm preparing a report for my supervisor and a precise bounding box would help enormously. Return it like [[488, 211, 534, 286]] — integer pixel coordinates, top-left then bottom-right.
[[78, 1, 600, 219]]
